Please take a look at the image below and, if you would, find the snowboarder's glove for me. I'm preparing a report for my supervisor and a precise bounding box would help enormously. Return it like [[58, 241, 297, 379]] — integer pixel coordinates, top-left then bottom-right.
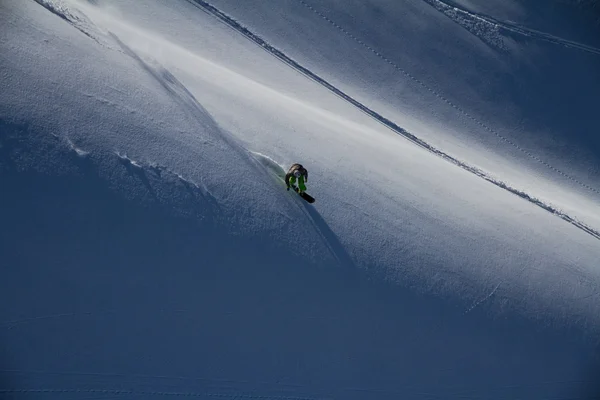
[[286, 186, 290, 191]]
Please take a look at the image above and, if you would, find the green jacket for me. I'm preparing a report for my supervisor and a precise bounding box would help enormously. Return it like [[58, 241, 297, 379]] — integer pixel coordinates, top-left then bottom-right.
[[285, 163, 308, 191]]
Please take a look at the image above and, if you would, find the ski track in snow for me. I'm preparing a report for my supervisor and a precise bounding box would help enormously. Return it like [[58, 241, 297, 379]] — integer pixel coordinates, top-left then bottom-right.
[[465, 282, 501, 314], [425, 0, 600, 56], [105, 29, 277, 190], [65, 138, 90, 157], [185, 0, 600, 242]]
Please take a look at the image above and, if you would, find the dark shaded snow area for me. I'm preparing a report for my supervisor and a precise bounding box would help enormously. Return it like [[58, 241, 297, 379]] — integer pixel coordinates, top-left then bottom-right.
[[2, 121, 600, 400]]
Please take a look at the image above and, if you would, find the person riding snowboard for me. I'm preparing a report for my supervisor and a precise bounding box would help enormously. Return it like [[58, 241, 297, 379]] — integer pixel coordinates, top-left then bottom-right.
[[285, 163, 308, 194]]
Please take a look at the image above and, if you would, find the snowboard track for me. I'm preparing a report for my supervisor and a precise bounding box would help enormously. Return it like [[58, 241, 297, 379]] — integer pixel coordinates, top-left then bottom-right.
[[187, 0, 600, 242]]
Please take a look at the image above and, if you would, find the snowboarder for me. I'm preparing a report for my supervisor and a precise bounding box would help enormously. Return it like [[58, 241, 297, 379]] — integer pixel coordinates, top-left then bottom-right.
[[285, 163, 308, 194]]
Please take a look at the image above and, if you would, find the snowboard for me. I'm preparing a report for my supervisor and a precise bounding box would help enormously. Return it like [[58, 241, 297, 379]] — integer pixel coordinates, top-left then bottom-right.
[[292, 186, 315, 203]]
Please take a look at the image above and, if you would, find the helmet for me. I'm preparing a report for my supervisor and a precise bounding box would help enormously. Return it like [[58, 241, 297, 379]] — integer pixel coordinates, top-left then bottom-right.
[[293, 170, 302, 178]]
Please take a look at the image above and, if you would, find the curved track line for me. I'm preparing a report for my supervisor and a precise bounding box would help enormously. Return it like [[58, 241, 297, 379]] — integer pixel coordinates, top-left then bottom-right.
[[465, 282, 501, 314]]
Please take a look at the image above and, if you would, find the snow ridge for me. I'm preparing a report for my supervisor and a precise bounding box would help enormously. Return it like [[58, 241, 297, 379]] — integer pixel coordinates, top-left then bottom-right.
[[421, 0, 508, 51], [32, 0, 107, 46], [188, 0, 600, 241], [427, 0, 600, 56]]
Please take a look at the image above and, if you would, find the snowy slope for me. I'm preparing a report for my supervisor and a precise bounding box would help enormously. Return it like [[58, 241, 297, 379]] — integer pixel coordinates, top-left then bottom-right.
[[1, 0, 600, 398]]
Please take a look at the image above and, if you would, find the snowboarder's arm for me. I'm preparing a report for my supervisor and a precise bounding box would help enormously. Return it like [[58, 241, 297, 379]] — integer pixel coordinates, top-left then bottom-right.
[[284, 173, 291, 187]]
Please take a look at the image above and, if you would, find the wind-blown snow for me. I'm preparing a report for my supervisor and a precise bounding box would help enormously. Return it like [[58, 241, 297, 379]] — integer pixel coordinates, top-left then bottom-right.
[[1, 0, 600, 398]]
